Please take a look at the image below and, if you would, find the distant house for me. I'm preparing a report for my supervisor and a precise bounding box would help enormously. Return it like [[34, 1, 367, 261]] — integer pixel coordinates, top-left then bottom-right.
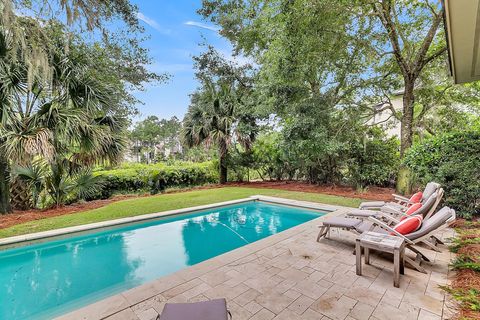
[[124, 138, 183, 163], [158, 139, 183, 158], [368, 90, 404, 138]]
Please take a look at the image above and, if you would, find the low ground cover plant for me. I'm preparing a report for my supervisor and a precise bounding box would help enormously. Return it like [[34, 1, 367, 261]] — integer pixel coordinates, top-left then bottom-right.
[[444, 220, 480, 319]]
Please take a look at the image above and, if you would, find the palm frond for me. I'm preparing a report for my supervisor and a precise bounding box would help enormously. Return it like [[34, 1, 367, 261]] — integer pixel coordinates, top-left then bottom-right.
[[3, 127, 55, 162], [12, 160, 48, 207], [73, 170, 104, 201]]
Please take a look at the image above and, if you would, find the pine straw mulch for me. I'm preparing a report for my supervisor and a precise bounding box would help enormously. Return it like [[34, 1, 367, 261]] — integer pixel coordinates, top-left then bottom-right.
[[447, 269, 480, 320], [457, 244, 480, 258], [446, 219, 480, 319], [456, 270, 480, 320], [452, 269, 480, 291], [226, 181, 396, 201], [0, 194, 148, 230]]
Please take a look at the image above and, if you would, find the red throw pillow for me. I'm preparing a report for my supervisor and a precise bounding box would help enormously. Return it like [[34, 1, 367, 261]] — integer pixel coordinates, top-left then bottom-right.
[[391, 215, 423, 235], [409, 192, 423, 204], [400, 203, 423, 221]]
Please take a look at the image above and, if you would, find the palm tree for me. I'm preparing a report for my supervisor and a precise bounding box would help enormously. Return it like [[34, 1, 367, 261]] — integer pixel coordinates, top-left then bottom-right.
[[0, 23, 26, 213], [182, 80, 249, 184], [0, 156, 10, 213], [0, 19, 127, 212]]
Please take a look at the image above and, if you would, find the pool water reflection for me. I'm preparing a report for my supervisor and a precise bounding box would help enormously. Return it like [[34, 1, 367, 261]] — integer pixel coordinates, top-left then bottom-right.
[[0, 201, 324, 319]]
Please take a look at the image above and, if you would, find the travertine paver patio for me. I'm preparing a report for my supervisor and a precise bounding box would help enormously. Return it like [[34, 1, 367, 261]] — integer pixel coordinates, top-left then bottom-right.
[[57, 205, 456, 320]]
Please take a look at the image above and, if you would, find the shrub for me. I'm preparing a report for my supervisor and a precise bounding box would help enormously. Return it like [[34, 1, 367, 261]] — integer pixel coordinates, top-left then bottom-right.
[[249, 127, 400, 187], [251, 132, 289, 181], [346, 128, 400, 189], [93, 161, 218, 199], [404, 131, 480, 218], [14, 161, 106, 209]]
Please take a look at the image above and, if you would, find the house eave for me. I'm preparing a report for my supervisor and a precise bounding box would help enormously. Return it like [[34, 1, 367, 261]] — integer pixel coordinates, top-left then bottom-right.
[[444, 0, 480, 84]]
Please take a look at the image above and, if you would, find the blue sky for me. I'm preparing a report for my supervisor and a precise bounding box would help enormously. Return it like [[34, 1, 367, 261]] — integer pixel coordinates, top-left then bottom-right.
[[130, 0, 231, 121]]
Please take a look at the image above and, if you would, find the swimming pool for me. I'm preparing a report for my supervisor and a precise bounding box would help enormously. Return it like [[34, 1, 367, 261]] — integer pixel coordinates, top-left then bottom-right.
[[0, 200, 325, 319]]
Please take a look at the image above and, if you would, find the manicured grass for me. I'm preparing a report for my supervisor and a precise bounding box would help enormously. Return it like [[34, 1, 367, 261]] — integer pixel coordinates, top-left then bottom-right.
[[0, 187, 363, 238]]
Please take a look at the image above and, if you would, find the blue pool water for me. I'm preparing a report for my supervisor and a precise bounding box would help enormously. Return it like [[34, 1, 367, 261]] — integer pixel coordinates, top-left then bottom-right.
[[0, 201, 324, 319]]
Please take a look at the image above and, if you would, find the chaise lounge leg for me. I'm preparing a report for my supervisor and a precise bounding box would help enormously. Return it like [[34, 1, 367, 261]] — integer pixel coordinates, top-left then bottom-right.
[[430, 235, 445, 246], [316, 225, 330, 242], [404, 256, 427, 274], [408, 246, 431, 262], [421, 239, 442, 252], [316, 226, 323, 242]]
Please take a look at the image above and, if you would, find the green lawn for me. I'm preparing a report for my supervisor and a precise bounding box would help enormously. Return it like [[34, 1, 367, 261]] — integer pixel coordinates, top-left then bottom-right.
[[0, 187, 363, 238]]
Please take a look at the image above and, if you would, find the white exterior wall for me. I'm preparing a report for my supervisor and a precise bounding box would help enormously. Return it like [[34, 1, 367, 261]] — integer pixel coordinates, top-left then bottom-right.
[[369, 94, 403, 138]]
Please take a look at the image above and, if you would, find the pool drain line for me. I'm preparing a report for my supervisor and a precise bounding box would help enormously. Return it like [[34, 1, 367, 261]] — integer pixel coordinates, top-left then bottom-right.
[[216, 221, 250, 244]]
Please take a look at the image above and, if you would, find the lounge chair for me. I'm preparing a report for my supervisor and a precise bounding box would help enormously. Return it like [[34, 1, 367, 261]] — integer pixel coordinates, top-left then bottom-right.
[[350, 189, 445, 248], [160, 298, 231, 320], [349, 189, 444, 221], [316, 207, 456, 273], [359, 182, 441, 211], [383, 188, 444, 220], [377, 189, 446, 250]]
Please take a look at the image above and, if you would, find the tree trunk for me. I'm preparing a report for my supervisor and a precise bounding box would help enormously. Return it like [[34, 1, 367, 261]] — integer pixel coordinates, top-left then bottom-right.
[[397, 80, 416, 194], [0, 154, 12, 214], [219, 148, 228, 184], [400, 80, 415, 157], [397, 165, 413, 194], [10, 178, 32, 210]]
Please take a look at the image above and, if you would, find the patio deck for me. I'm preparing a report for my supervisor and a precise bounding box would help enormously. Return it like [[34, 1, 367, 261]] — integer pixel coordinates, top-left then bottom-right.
[[57, 205, 456, 320]]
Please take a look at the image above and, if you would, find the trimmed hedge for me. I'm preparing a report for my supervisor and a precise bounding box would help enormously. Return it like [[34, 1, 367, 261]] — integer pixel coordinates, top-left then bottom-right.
[[404, 131, 480, 218], [92, 161, 218, 199]]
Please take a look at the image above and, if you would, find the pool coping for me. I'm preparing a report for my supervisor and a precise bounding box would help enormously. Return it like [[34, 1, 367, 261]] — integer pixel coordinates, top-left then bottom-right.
[[54, 196, 345, 320], [0, 195, 340, 249]]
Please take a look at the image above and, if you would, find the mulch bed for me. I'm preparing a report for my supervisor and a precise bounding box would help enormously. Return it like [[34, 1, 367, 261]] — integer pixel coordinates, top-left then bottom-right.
[[0, 181, 396, 230], [446, 219, 480, 319], [226, 181, 396, 201], [453, 269, 480, 291], [0, 194, 148, 230]]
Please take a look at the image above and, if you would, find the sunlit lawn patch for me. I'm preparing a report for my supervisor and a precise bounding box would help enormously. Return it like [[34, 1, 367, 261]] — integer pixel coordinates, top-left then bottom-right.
[[0, 187, 363, 238]]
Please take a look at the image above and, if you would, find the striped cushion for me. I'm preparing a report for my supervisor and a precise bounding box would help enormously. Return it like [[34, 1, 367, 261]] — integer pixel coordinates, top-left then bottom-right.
[[400, 203, 423, 221], [409, 192, 423, 204]]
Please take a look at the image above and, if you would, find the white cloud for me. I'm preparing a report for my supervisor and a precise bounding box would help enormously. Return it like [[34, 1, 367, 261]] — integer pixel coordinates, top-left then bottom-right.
[[184, 21, 219, 32], [137, 12, 171, 35], [217, 49, 255, 67]]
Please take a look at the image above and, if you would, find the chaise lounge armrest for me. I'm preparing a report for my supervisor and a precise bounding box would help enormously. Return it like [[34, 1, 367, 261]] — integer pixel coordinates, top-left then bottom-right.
[[382, 204, 408, 216], [346, 210, 400, 225], [392, 194, 419, 206], [392, 194, 409, 202], [367, 216, 415, 245]]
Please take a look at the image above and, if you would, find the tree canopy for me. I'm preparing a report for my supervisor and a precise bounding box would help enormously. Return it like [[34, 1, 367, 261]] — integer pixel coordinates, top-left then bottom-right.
[[0, 3, 162, 212], [199, 0, 455, 153]]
